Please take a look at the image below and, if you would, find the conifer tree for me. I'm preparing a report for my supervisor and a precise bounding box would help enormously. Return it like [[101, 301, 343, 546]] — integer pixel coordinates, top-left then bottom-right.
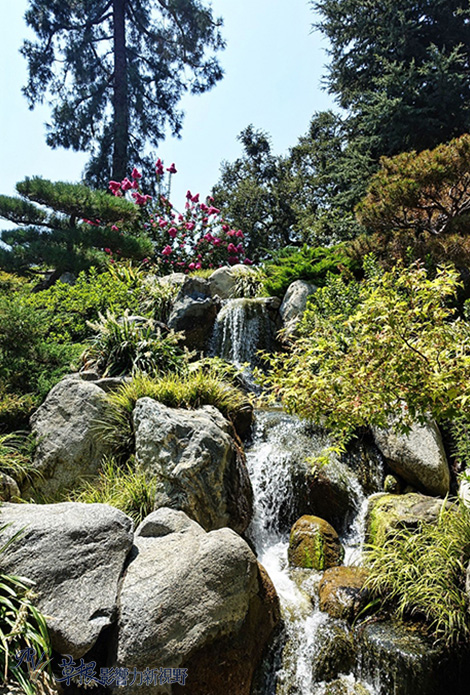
[[0, 177, 153, 278], [21, 0, 225, 183]]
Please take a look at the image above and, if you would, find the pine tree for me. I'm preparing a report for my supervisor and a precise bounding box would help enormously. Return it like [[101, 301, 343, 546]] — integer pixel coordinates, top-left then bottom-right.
[[0, 177, 153, 277], [22, 0, 225, 183]]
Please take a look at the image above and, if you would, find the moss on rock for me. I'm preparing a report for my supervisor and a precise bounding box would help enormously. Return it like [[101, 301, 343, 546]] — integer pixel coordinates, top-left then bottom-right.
[[288, 515, 343, 570]]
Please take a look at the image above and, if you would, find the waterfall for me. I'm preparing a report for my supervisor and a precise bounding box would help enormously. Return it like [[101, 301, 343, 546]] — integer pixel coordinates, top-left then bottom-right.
[[246, 409, 379, 695]]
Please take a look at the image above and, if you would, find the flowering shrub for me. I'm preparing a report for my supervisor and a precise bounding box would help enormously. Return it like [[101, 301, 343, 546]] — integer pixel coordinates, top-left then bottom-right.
[[109, 161, 253, 272]]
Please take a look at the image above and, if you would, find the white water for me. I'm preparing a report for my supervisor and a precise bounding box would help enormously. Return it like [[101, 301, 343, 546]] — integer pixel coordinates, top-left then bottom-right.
[[246, 409, 378, 695], [211, 298, 272, 367]]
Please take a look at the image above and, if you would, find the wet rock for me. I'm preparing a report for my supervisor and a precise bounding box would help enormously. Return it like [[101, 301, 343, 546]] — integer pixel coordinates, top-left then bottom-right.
[[116, 508, 280, 695], [168, 295, 220, 352], [133, 398, 253, 533], [356, 620, 470, 695], [318, 566, 369, 622], [312, 620, 355, 682], [322, 679, 371, 695], [372, 420, 449, 496], [366, 492, 446, 546], [279, 280, 317, 337], [0, 502, 133, 658], [288, 515, 343, 570], [27, 375, 112, 498]]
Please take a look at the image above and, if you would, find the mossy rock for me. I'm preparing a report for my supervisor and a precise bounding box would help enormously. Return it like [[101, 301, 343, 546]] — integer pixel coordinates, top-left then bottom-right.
[[288, 515, 343, 570], [365, 493, 445, 546], [324, 679, 371, 695], [318, 566, 369, 622]]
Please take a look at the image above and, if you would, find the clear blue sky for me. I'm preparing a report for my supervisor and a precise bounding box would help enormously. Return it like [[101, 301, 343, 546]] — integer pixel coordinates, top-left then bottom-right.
[[0, 0, 335, 205]]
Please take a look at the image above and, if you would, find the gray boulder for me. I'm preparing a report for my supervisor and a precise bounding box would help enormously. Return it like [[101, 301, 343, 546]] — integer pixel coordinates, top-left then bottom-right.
[[372, 420, 449, 496], [279, 280, 317, 336], [27, 376, 112, 498], [116, 508, 280, 695], [133, 398, 253, 533], [208, 264, 254, 299], [167, 295, 220, 351], [0, 474, 20, 501], [0, 502, 133, 657], [365, 492, 446, 546]]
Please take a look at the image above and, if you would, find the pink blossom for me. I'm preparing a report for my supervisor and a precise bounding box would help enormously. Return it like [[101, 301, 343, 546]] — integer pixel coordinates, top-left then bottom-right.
[[243, 258, 254, 265], [168, 227, 178, 239], [227, 229, 237, 237], [121, 178, 133, 191], [108, 181, 121, 195], [162, 245, 173, 256], [208, 206, 220, 216], [159, 218, 168, 228], [188, 262, 196, 270], [166, 163, 177, 174], [104, 247, 111, 254], [191, 193, 200, 203], [235, 230, 244, 239], [132, 192, 148, 205], [203, 233, 213, 242], [228, 256, 238, 265], [155, 158, 164, 176], [144, 194, 152, 203], [207, 196, 214, 203], [131, 180, 139, 190], [202, 217, 208, 224], [222, 224, 229, 232], [142, 258, 149, 264], [200, 203, 209, 212], [131, 167, 142, 180], [236, 244, 244, 253], [186, 190, 193, 200], [195, 262, 202, 269], [178, 214, 184, 222], [212, 238, 222, 247], [186, 222, 195, 231], [227, 243, 238, 254], [111, 225, 119, 232]]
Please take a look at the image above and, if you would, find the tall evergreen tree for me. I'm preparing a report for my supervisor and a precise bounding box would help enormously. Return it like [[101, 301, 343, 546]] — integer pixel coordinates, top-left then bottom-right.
[[22, 0, 225, 184]]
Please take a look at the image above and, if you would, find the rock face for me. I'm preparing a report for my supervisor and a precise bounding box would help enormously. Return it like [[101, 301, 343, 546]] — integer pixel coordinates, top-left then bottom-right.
[[279, 279, 317, 336], [318, 566, 369, 622], [0, 474, 20, 501], [208, 265, 254, 300], [133, 398, 253, 533], [167, 295, 220, 351], [116, 508, 280, 695], [366, 492, 446, 546], [312, 620, 355, 682], [372, 420, 449, 496], [288, 515, 343, 570], [28, 376, 112, 497], [0, 502, 133, 658]]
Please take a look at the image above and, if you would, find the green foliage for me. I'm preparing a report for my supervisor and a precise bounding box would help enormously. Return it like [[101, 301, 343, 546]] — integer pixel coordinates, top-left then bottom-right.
[[138, 275, 179, 324], [0, 177, 152, 275], [27, 266, 144, 344], [230, 266, 267, 299], [262, 244, 359, 297], [97, 368, 250, 459], [71, 456, 156, 525], [82, 311, 187, 377], [0, 528, 52, 695], [259, 261, 470, 444], [0, 433, 34, 486], [22, 0, 225, 183], [366, 502, 470, 647]]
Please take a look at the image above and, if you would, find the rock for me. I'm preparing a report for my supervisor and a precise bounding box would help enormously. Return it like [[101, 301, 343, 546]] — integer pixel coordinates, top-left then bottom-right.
[[356, 620, 470, 695], [366, 492, 446, 546], [372, 420, 449, 496], [318, 566, 369, 622], [0, 474, 20, 501], [27, 376, 112, 498], [208, 265, 254, 299], [116, 508, 280, 695], [384, 474, 403, 494], [58, 271, 76, 286], [279, 279, 317, 336], [133, 398, 253, 533], [0, 502, 133, 658], [312, 619, 355, 682], [94, 376, 130, 393], [167, 295, 220, 352], [176, 275, 212, 300], [288, 515, 343, 570], [322, 679, 372, 695]]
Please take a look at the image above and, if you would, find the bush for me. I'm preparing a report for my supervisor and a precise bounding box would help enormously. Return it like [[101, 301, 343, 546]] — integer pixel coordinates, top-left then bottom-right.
[[262, 244, 359, 297], [71, 456, 156, 525], [366, 501, 470, 647], [81, 311, 188, 377]]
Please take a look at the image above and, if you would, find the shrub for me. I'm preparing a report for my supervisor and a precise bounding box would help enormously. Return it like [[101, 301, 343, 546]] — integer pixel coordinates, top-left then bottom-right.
[[262, 244, 359, 297], [71, 457, 156, 525], [259, 261, 470, 446], [81, 311, 188, 377], [365, 502, 470, 647], [0, 433, 34, 486]]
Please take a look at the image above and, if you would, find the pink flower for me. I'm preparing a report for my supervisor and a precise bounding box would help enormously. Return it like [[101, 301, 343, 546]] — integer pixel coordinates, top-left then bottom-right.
[[228, 256, 238, 265], [207, 196, 214, 203], [203, 233, 213, 242], [168, 227, 178, 239], [227, 229, 236, 237], [195, 262, 202, 269], [186, 190, 193, 200], [208, 206, 220, 216], [227, 243, 238, 254], [159, 218, 168, 228], [200, 203, 209, 212], [144, 194, 152, 203], [188, 262, 196, 270], [243, 258, 254, 265], [131, 167, 142, 180], [111, 225, 119, 232], [222, 224, 229, 232], [191, 193, 200, 203], [142, 258, 149, 264], [212, 238, 222, 247], [121, 178, 133, 191], [104, 247, 111, 254], [235, 230, 244, 238], [186, 222, 195, 231], [236, 244, 243, 253], [166, 163, 177, 174], [132, 192, 147, 205], [162, 245, 173, 256], [178, 214, 184, 222], [131, 180, 139, 190], [108, 181, 121, 195], [155, 158, 164, 176]]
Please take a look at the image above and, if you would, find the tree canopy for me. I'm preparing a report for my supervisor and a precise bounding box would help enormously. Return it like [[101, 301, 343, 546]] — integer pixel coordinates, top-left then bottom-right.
[[22, 0, 225, 184]]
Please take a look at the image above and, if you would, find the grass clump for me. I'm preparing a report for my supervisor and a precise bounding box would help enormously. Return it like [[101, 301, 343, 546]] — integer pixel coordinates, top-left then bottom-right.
[[71, 457, 156, 525], [365, 501, 470, 647]]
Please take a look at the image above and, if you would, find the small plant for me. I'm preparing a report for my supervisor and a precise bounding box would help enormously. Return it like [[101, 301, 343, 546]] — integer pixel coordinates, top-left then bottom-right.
[[365, 501, 470, 647], [0, 433, 35, 487], [71, 457, 156, 525], [230, 266, 267, 298], [139, 275, 179, 323], [0, 527, 52, 695], [82, 310, 188, 376]]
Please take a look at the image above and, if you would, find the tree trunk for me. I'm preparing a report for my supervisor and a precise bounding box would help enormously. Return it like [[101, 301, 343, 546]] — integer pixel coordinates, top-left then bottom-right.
[[112, 0, 128, 181]]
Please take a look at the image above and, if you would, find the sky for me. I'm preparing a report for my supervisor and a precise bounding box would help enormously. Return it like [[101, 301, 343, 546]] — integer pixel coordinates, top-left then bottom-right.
[[0, 0, 335, 206]]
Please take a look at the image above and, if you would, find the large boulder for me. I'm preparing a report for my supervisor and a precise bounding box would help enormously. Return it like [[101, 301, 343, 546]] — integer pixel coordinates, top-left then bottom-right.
[[0, 502, 133, 658], [318, 566, 369, 622], [372, 420, 449, 496], [167, 295, 220, 352], [133, 398, 253, 533], [365, 492, 446, 546], [208, 265, 254, 300], [288, 515, 343, 570], [116, 508, 280, 695], [279, 279, 317, 337], [27, 375, 112, 498]]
